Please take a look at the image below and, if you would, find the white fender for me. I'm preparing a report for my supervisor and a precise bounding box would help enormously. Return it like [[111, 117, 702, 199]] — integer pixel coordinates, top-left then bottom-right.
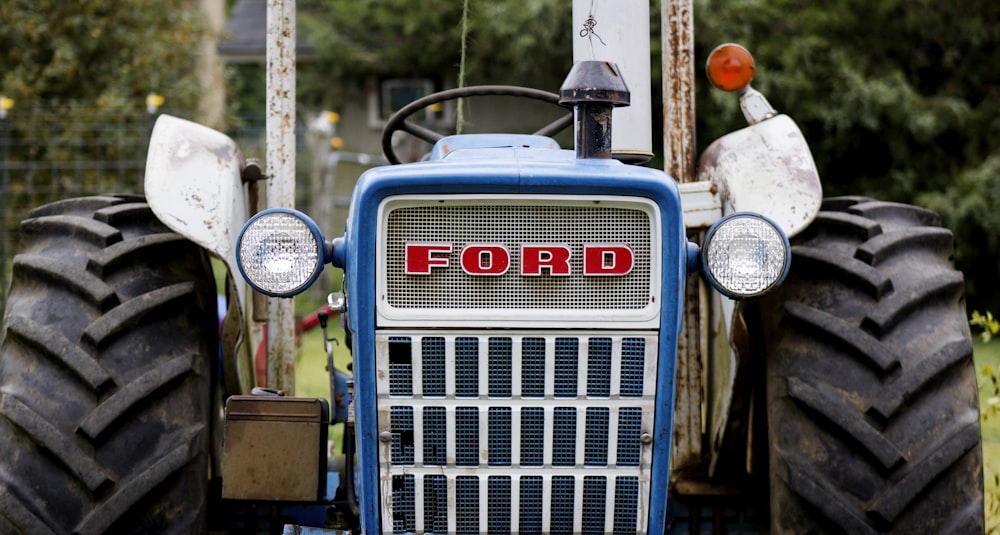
[[144, 114, 249, 306], [145, 115, 255, 393], [697, 114, 822, 238], [696, 113, 822, 472]]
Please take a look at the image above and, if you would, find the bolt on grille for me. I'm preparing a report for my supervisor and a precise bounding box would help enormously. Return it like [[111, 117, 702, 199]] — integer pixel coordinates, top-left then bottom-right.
[[377, 331, 656, 534]]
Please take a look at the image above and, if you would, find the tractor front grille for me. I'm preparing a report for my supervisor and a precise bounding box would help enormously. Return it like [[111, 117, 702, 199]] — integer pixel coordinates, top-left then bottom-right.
[[376, 331, 656, 534]]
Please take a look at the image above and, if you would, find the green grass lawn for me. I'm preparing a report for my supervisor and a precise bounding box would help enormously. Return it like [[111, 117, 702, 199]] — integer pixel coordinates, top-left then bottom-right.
[[975, 340, 1000, 531]]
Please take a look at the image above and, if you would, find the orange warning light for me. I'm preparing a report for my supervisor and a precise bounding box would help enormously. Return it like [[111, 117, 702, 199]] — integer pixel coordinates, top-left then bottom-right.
[[706, 44, 755, 92]]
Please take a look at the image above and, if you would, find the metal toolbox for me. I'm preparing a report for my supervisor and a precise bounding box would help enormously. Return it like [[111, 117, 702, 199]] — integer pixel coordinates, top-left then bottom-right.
[[222, 395, 329, 502]]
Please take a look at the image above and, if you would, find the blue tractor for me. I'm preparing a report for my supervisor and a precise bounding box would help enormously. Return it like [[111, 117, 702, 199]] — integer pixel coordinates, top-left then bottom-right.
[[0, 8, 982, 535]]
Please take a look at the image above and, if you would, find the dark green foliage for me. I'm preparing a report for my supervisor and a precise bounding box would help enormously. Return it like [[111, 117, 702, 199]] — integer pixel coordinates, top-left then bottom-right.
[[694, 0, 1000, 309], [0, 0, 204, 113], [298, 0, 572, 108]]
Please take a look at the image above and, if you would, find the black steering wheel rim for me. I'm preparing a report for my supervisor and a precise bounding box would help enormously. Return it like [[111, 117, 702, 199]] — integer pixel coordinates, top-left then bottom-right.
[[380, 85, 573, 164]]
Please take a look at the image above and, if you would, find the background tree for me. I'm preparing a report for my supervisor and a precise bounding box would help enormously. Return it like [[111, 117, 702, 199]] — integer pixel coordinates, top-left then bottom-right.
[[298, 0, 572, 109], [0, 0, 204, 113], [694, 0, 1000, 310]]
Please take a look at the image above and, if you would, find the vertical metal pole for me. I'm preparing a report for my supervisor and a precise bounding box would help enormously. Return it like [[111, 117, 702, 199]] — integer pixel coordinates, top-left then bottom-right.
[[662, 0, 705, 474], [662, 0, 696, 182], [266, 0, 297, 394]]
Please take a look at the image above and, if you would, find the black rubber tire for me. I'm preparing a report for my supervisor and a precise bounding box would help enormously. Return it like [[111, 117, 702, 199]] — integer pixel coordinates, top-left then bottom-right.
[[0, 195, 215, 534], [756, 197, 983, 533]]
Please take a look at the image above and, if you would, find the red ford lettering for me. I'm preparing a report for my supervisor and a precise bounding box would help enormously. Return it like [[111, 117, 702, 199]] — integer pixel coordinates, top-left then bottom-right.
[[583, 244, 634, 276], [521, 245, 572, 276], [461, 245, 510, 276], [404, 242, 634, 276], [404, 243, 453, 274]]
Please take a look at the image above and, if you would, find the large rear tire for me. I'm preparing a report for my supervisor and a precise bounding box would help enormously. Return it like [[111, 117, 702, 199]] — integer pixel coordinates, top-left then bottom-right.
[[756, 197, 983, 533], [0, 196, 215, 534]]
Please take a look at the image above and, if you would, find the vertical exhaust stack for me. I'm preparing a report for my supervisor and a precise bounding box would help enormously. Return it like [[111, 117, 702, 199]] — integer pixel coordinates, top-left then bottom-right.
[[559, 61, 631, 160]]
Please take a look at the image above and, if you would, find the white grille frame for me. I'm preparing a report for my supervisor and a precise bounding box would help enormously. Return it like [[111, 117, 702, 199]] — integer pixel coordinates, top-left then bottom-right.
[[375, 195, 662, 328], [375, 330, 657, 534]]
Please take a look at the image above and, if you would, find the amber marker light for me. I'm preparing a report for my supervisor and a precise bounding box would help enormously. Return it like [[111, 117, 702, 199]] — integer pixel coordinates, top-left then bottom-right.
[[706, 43, 755, 92]]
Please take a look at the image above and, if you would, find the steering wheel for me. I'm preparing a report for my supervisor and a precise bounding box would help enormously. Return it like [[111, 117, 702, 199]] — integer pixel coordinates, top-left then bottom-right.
[[380, 85, 573, 164]]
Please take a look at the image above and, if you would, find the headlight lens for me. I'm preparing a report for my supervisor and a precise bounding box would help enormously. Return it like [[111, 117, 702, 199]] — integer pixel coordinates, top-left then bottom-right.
[[237, 209, 325, 297], [702, 213, 790, 299]]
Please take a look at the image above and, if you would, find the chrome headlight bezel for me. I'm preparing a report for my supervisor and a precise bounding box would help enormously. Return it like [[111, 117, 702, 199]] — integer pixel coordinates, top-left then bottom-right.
[[236, 208, 326, 298], [701, 212, 791, 300]]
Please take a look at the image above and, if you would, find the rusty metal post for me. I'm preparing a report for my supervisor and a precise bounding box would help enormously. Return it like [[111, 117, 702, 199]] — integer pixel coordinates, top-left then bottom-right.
[[663, 0, 696, 182], [265, 0, 297, 394], [662, 0, 705, 475]]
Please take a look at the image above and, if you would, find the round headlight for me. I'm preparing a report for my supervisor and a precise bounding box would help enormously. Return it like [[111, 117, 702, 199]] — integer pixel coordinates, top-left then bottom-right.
[[237, 209, 325, 297], [702, 213, 790, 300]]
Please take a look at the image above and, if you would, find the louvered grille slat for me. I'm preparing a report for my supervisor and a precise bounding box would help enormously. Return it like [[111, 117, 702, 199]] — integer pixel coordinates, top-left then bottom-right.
[[519, 476, 544, 533], [552, 407, 577, 467], [489, 337, 513, 397], [520, 407, 545, 467], [583, 476, 609, 534], [392, 475, 415, 532], [614, 477, 640, 534], [456, 476, 479, 534], [455, 407, 479, 467], [378, 331, 656, 534], [424, 475, 448, 533], [455, 337, 479, 398], [421, 337, 446, 396], [423, 407, 446, 466], [521, 338, 546, 398], [489, 407, 512, 466], [585, 407, 610, 466], [488, 476, 512, 534], [588, 338, 613, 397], [550, 476, 576, 533]]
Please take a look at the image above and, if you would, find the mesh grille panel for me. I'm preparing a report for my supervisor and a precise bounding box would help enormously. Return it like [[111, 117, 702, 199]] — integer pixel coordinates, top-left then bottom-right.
[[520, 476, 543, 533], [378, 330, 656, 534], [551, 476, 575, 533], [488, 476, 512, 533], [585, 407, 610, 466], [392, 475, 415, 532], [614, 477, 640, 534], [381, 199, 656, 311], [521, 338, 546, 398], [422, 337, 446, 396], [456, 476, 479, 534], [425, 475, 448, 533], [520, 407, 545, 467], [489, 407, 512, 466], [423, 407, 446, 466], [583, 476, 609, 534]]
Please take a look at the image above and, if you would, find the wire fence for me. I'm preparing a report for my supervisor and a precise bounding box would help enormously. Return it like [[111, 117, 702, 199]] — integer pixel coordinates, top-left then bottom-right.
[[0, 102, 267, 311]]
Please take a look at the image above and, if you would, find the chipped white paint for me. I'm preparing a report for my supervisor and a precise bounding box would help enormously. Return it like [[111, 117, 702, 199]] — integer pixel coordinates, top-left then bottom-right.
[[144, 114, 255, 393], [145, 115, 248, 307], [679, 181, 722, 229], [266, 0, 297, 394], [697, 114, 823, 238]]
